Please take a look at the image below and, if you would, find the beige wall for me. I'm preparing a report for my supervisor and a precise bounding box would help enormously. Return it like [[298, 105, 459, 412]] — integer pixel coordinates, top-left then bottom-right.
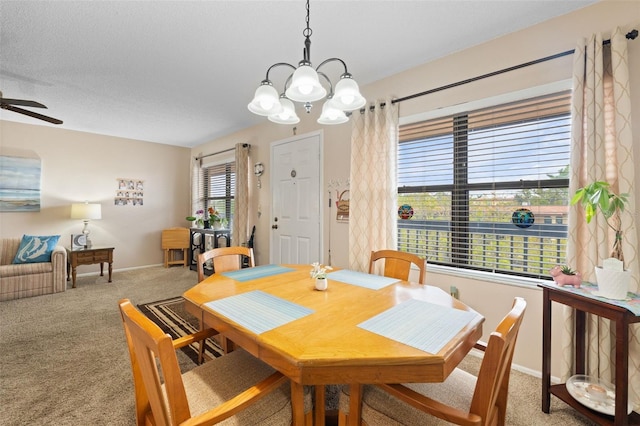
[[0, 121, 191, 271], [192, 0, 640, 377]]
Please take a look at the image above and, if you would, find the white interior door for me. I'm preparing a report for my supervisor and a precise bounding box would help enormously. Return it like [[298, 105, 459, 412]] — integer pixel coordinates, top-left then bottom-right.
[[270, 132, 322, 264]]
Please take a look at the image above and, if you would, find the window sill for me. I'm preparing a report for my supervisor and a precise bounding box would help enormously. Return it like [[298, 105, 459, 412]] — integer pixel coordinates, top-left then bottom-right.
[[426, 263, 546, 290]]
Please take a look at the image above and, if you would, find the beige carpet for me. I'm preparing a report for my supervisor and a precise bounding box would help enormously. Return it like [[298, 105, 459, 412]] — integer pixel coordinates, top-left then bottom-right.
[[0, 266, 597, 425]]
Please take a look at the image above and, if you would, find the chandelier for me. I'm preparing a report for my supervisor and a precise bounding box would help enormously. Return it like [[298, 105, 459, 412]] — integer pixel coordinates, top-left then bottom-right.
[[247, 0, 366, 125]]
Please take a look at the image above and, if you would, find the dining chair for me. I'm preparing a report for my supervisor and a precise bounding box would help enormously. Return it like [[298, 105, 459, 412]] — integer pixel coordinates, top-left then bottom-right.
[[118, 299, 313, 426], [369, 249, 426, 284], [337, 297, 527, 426], [197, 246, 255, 360], [197, 246, 255, 283]]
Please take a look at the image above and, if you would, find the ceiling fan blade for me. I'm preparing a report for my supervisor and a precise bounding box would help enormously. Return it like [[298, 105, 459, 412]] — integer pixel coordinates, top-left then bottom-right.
[[0, 98, 47, 108], [1, 104, 63, 125]]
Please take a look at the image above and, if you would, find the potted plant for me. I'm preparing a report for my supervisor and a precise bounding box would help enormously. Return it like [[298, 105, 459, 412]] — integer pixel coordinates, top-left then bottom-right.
[[549, 265, 582, 288], [208, 207, 222, 229], [310, 262, 332, 291], [571, 181, 631, 299]]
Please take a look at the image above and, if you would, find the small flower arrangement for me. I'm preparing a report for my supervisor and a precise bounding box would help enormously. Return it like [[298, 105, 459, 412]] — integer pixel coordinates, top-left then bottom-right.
[[310, 262, 332, 279], [185, 209, 205, 227], [208, 207, 221, 222]]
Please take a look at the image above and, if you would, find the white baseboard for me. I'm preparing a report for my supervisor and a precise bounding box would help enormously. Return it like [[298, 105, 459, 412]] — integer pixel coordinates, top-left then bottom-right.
[[73, 263, 170, 278]]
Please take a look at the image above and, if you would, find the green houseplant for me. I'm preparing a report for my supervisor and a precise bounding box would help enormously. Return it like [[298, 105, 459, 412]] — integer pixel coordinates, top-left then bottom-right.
[[571, 181, 630, 264], [571, 181, 631, 299]]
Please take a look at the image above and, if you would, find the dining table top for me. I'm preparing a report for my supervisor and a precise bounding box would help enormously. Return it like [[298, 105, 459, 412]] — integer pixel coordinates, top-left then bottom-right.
[[182, 264, 485, 386]]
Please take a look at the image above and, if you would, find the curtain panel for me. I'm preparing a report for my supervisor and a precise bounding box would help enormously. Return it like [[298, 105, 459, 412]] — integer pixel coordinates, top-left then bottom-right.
[[233, 143, 250, 246], [348, 98, 399, 272], [563, 27, 639, 411]]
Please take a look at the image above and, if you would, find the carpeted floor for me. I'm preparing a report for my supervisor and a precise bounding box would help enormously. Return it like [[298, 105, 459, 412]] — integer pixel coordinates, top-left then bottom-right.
[[0, 266, 599, 425]]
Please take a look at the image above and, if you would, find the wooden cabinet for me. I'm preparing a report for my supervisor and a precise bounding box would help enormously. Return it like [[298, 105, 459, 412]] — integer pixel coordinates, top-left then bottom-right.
[[66, 247, 114, 288]]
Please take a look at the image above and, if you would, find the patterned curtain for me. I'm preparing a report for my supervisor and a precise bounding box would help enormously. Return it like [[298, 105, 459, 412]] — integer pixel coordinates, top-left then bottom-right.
[[233, 143, 250, 247], [191, 156, 204, 217], [563, 27, 639, 411], [348, 98, 399, 272]]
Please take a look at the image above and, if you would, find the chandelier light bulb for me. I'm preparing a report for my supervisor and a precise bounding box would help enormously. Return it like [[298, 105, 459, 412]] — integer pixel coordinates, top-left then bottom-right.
[[268, 98, 300, 124], [248, 83, 283, 116], [332, 76, 366, 111], [286, 65, 326, 102], [317, 98, 348, 125]]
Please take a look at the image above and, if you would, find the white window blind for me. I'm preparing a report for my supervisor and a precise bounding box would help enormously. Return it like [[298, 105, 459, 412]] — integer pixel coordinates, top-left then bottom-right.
[[398, 91, 571, 279], [203, 161, 236, 225]]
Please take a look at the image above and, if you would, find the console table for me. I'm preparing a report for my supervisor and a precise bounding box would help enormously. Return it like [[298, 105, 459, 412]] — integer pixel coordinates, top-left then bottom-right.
[[540, 282, 640, 425], [66, 247, 114, 288], [188, 228, 231, 273]]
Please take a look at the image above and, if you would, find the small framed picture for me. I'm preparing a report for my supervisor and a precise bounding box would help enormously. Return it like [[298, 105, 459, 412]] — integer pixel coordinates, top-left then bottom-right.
[[71, 234, 87, 250]]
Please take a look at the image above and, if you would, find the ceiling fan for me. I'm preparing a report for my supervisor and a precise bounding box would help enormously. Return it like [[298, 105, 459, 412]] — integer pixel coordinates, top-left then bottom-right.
[[0, 91, 63, 125]]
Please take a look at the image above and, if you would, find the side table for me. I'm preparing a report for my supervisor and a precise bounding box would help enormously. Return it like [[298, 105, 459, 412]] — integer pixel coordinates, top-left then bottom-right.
[[66, 247, 114, 288], [540, 282, 640, 425], [188, 228, 231, 272]]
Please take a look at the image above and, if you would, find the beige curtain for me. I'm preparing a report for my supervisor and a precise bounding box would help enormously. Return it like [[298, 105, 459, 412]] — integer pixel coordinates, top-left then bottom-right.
[[348, 98, 399, 271], [563, 27, 639, 411], [233, 143, 250, 247]]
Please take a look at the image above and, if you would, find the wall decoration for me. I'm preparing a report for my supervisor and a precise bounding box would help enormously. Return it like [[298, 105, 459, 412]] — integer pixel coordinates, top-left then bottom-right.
[[0, 148, 41, 212], [512, 208, 535, 228], [398, 204, 414, 219], [336, 190, 350, 222], [115, 178, 144, 206], [71, 234, 87, 250]]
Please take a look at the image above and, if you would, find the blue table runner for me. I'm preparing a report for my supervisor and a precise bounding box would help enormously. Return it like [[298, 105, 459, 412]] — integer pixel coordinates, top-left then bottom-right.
[[327, 269, 399, 290], [359, 299, 480, 354], [204, 290, 313, 334], [221, 264, 294, 282]]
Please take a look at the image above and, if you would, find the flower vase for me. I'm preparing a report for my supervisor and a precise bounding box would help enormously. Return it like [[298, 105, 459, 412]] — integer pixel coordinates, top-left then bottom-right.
[[315, 277, 328, 291], [213, 221, 223, 230], [203, 220, 210, 229]]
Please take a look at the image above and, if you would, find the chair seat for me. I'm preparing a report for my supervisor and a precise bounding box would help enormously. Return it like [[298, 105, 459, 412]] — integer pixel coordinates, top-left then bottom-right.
[[339, 367, 476, 426], [171, 349, 312, 424]]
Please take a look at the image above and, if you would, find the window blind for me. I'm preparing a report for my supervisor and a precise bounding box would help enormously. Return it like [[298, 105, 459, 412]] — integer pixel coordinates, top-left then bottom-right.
[[203, 161, 236, 224], [398, 91, 571, 279]]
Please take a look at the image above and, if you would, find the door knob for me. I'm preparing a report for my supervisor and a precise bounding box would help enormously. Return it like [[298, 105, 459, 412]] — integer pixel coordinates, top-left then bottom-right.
[[272, 224, 278, 229]]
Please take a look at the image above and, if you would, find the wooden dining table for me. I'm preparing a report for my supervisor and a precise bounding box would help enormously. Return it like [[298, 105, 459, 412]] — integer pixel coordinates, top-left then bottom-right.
[[183, 264, 484, 426]]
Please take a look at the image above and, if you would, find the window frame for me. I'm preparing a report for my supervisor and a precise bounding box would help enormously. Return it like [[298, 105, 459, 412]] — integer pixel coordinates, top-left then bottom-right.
[[397, 82, 573, 284]]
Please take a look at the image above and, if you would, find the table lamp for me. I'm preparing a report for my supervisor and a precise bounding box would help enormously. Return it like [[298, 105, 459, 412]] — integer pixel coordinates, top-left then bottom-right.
[[70, 202, 102, 248]]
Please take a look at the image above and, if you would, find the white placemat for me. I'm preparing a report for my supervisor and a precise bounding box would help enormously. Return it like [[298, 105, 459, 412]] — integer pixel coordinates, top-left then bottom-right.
[[327, 269, 399, 290], [358, 299, 480, 354], [205, 290, 313, 334]]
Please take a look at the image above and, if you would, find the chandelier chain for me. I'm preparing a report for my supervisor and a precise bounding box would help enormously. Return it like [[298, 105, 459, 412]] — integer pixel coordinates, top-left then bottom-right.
[[303, 0, 312, 38]]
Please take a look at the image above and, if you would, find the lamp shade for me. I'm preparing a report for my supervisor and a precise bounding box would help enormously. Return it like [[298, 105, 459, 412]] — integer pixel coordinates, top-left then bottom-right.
[[285, 65, 327, 102], [248, 83, 283, 116], [332, 76, 366, 111], [268, 98, 300, 124], [317, 98, 349, 125], [71, 203, 102, 220]]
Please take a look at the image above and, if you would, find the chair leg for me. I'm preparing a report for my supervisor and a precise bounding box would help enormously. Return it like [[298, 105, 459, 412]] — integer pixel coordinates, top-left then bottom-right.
[[163, 250, 168, 268]]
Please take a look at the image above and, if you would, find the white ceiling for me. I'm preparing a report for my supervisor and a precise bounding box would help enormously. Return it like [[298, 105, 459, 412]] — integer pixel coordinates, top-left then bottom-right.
[[0, 0, 598, 148]]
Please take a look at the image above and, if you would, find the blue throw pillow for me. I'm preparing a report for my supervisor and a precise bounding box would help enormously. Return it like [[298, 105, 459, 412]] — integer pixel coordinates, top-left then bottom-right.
[[12, 234, 61, 264]]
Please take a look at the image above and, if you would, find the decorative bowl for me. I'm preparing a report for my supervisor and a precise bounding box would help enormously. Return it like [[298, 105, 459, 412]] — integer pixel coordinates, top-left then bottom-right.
[[566, 375, 632, 416]]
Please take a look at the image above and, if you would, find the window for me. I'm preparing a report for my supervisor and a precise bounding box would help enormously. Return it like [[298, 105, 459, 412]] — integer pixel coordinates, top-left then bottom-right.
[[397, 91, 571, 279], [203, 161, 235, 226]]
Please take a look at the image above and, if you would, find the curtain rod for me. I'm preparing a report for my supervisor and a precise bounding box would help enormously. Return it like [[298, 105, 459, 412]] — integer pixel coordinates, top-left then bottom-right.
[[195, 143, 250, 161], [361, 28, 638, 112]]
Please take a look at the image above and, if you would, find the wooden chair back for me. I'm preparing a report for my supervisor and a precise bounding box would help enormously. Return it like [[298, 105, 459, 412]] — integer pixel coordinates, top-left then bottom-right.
[[118, 298, 290, 426], [369, 249, 426, 284], [469, 297, 527, 424], [119, 298, 194, 425], [378, 297, 526, 425], [197, 246, 255, 282]]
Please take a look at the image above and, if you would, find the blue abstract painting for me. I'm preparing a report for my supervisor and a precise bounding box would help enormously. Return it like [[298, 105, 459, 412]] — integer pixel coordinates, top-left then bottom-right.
[[0, 151, 41, 212]]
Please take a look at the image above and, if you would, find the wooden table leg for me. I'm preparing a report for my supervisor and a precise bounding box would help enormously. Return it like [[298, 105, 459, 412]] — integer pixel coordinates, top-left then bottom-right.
[[315, 385, 326, 426], [108, 262, 113, 282], [541, 288, 551, 413], [614, 317, 629, 425], [348, 384, 362, 426], [71, 266, 77, 288], [290, 381, 306, 426]]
